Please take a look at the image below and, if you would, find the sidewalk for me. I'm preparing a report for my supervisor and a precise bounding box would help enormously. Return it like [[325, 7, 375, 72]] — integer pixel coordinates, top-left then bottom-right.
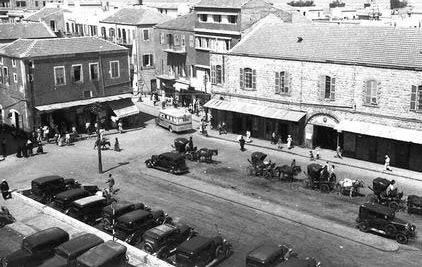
[[136, 97, 422, 182]]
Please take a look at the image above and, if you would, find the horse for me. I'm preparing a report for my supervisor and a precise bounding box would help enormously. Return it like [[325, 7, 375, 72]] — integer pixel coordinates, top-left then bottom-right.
[[197, 148, 218, 163], [94, 138, 111, 150], [275, 165, 302, 181], [336, 178, 364, 198]]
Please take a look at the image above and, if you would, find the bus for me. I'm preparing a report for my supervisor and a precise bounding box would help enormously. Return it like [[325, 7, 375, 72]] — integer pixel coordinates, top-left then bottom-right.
[[156, 108, 192, 133]]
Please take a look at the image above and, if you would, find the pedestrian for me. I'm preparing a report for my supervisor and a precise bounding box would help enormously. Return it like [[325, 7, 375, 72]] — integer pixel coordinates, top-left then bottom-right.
[[277, 137, 283, 149], [43, 125, 49, 141], [384, 155, 392, 171], [65, 132, 71, 145], [1, 179, 12, 200], [271, 131, 276, 144], [118, 121, 123, 134], [291, 159, 296, 168], [315, 146, 320, 159], [245, 130, 252, 143], [386, 180, 396, 196], [221, 122, 227, 134], [329, 165, 336, 181], [85, 122, 91, 134], [16, 145, 22, 158], [287, 135, 293, 149], [335, 146, 343, 159], [114, 137, 120, 152], [1, 137, 7, 158], [239, 135, 246, 151], [27, 139, 34, 156], [106, 174, 115, 193], [36, 142, 44, 154], [217, 122, 222, 135]]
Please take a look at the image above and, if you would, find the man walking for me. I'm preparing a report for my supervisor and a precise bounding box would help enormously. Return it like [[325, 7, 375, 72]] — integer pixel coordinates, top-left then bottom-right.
[[239, 135, 246, 151], [287, 135, 293, 149], [384, 155, 392, 171]]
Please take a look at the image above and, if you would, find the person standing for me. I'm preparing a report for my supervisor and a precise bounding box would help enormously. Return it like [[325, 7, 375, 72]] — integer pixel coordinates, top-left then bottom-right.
[[239, 135, 246, 151], [384, 155, 392, 171], [287, 135, 293, 149], [277, 137, 283, 149], [114, 137, 120, 152], [271, 131, 276, 144], [335, 146, 343, 159], [106, 174, 115, 193], [1, 137, 7, 158], [217, 122, 222, 135], [118, 121, 123, 134], [1, 179, 12, 200]]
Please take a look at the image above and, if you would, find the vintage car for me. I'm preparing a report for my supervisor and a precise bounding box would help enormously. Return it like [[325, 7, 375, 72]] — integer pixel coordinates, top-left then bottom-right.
[[65, 195, 108, 225], [145, 152, 189, 174], [76, 240, 128, 267], [172, 235, 232, 267], [368, 177, 405, 210], [407, 195, 422, 215], [141, 223, 197, 259], [114, 209, 171, 245], [246, 243, 293, 267], [304, 163, 336, 193], [37, 233, 104, 267], [2, 227, 69, 267], [356, 202, 416, 244], [31, 176, 67, 203], [102, 202, 150, 232], [51, 188, 91, 212]]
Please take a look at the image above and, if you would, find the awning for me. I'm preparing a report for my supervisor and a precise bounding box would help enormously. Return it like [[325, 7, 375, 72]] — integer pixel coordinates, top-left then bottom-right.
[[204, 99, 306, 122], [108, 98, 139, 119], [35, 93, 133, 112], [336, 120, 422, 145]]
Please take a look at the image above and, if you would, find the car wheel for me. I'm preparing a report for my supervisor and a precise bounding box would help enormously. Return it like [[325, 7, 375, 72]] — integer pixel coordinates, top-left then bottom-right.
[[385, 224, 397, 236], [357, 222, 369, 232], [146, 161, 153, 168], [169, 126, 173, 133], [144, 243, 154, 254], [396, 233, 408, 244], [320, 184, 330, 193], [389, 201, 399, 210]]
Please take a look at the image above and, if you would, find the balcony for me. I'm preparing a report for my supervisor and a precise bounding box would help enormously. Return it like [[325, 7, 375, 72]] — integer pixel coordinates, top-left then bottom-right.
[[164, 45, 187, 55]]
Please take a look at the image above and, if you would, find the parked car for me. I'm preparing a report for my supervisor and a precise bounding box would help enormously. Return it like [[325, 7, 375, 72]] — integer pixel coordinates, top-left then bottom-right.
[[102, 202, 150, 232], [246, 243, 293, 267], [356, 202, 416, 244], [114, 209, 171, 245], [172, 235, 232, 267], [76, 240, 128, 267], [51, 189, 91, 212], [141, 223, 197, 259], [65, 195, 108, 225], [408, 195, 422, 215], [31, 176, 67, 203], [145, 152, 189, 174], [1, 227, 69, 267], [37, 233, 104, 267]]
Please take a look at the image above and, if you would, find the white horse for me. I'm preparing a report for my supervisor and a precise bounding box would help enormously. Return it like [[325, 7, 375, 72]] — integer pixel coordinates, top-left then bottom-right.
[[336, 178, 364, 198]]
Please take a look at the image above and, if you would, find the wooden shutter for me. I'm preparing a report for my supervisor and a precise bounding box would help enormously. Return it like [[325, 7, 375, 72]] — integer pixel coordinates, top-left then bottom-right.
[[330, 77, 336, 100], [240, 68, 244, 89], [211, 65, 216, 84], [410, 85, 417, 111], [252, 69, 256, 89], [319, 75, 325, 100], [364, 80, 370, 104], [285, 72, 291, 94], [275, 72, 280, 94]]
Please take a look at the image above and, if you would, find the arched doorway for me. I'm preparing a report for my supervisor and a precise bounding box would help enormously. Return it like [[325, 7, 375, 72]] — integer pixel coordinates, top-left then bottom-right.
[[8, 109, 20, 129], [305, 113, 341, 150]]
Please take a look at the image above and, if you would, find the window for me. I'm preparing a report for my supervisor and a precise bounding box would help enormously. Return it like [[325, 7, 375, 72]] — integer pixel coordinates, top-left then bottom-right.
[[110, 61, 119, 78], [410, 85, 422, 112], [142, 54, 153, 67], [213, 15, 221, 23], [0, 57, 2, 64], [275, 71, 290, 94], [365, 80, 378, 105], [211, 65, 222, 84], [109, 28, 115, 38], [50, 20, 56, 32], [228, 15, 237, 24], [189, 35, 194, 47], [319, 75, 335, 100], [174, 34, 180, 46], [89, 63, 99, 81], [240, 68, 256, 90], [160, 33, 165, 44], [54, 66, 65, 85], [66, 22, 70, 33], [2, 67, 8, 84], [13, 73, 17, 83], [35, 1, 38, 7], [199, 14, 208, 22], [181, 35, 185, 47], [143, 29, 150, 41], [71, 64, 82, 82], [12, 59, 16, 67], [16, 1, 26, 7]]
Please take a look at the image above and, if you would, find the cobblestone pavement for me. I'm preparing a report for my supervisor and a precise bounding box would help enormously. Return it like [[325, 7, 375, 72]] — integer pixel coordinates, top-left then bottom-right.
[[0, 118, 422, 266]]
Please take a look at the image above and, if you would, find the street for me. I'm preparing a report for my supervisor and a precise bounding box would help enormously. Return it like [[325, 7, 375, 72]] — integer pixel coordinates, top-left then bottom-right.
[[1, 117, 422, 266]]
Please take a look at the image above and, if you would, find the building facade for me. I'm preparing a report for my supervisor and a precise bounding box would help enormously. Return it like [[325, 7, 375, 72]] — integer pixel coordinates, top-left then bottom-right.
[[207, 18, 422, 171], [0, 37, 133, 133]]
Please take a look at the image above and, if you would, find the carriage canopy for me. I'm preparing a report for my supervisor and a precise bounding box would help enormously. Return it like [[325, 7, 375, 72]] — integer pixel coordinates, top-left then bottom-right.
[[250, 152, 267, 164]]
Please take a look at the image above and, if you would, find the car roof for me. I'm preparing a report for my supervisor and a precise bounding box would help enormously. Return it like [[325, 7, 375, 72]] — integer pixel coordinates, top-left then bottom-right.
[[73, 195, 105, 206], [32, 175, 64, 184], [55, 189, 89, 200], [23, 227, 69, 249], [159, 152, 185, 161], [247, 244, 284, 263], [76, 240, 126, 266], [55, 233, 104, 258], [117, 209, 151, 223], [103, 202, 134, 214], [361, 202, 395, 217], [177, 236, 212, 254], [144, 224, 176, 238]]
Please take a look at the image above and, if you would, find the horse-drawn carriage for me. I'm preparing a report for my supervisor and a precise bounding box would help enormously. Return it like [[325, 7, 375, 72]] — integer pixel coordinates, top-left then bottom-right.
[[172, 138, 218, 163], [368, 177, 405, 210], [304, 163, 336, 193], [336, 178, 365, 197], [247, 152, 301, 181]]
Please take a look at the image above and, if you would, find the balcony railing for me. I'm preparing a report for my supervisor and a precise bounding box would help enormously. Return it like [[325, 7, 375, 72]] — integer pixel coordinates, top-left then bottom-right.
[[164, 45, 187, 54]]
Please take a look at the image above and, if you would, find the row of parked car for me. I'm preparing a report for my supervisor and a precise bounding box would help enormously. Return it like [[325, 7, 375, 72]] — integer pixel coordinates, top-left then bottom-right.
[[18, 175, 321, 267]]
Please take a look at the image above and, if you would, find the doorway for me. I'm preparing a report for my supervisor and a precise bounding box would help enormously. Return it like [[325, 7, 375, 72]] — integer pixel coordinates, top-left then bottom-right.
[[313, 125, 338, 150]]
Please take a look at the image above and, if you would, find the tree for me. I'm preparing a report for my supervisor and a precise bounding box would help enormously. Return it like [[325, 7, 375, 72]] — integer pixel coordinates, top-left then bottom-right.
[[390, 0, 408, 9], [288, 0, 315, 7], [329, 0, 346, 8]]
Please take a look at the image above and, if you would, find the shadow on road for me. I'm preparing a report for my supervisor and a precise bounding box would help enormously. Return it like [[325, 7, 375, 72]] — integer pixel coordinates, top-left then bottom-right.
[[103, 162, 130, 173]]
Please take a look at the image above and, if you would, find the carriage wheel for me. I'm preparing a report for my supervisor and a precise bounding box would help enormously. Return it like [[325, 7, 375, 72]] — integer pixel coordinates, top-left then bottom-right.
[[320, 184, 330, 193], [396, 233, 408, 244]]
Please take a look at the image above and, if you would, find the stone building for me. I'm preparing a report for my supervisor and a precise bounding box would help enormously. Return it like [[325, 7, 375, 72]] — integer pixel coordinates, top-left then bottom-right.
[[207, 15, 422, 171]]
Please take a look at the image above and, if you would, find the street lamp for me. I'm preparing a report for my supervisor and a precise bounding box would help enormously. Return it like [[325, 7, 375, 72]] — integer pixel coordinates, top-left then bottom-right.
[[86, 102, 106, 174]]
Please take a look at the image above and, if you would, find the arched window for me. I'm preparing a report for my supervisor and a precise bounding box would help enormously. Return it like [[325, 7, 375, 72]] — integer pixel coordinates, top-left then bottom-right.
[[101, 27, 106, 38], [109, 28, 115, 39]]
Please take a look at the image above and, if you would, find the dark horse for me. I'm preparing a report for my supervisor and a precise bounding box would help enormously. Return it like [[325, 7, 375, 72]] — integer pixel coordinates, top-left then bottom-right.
[[197, 148, 218, 163], [94, 138, 111, 150], [275, 165, 302, 181]]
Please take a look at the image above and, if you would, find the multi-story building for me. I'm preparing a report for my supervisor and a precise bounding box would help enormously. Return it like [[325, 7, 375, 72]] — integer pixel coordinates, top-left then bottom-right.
[[207, 15, 422, 171], [0, 22, 56, 44], [24, 7, 68, 34], [0, 37, 134, 132], [144, 0, 199, 18], [99, 6, 170, 94]]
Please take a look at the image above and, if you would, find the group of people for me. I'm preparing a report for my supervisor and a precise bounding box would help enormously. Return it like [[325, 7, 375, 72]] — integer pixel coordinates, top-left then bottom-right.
[[271, 132, 293, 150]]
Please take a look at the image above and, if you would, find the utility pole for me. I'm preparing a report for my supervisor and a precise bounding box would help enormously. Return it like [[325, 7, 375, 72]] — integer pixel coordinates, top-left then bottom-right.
[[88, 102, 105, 174]]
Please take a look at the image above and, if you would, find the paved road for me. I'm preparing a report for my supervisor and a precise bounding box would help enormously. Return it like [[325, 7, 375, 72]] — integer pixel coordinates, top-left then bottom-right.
[[1, 119, 422, 266], [0, 227, 23, 258]]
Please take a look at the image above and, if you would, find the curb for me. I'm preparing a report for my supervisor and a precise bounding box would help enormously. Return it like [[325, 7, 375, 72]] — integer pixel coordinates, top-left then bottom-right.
[[9, 192, 172, 267]]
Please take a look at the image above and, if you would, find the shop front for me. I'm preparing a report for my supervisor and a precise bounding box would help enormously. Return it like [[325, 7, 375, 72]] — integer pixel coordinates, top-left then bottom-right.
[[205, 98, 306, 144], [305, 113, 341, 150]]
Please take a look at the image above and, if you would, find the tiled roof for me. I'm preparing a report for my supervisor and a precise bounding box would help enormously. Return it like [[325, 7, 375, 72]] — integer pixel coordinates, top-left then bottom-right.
[[196, 0, 251, 8], [0, 22, 56, 40], [24, 8, 65, 22], [100, 7, 170, 25], [230, 16, 422, 69], [0, 37, 127, 59], [155, 12, 196, 31]]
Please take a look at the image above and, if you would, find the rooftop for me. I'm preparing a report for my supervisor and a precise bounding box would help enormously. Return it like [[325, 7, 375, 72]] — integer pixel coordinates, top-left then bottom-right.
[[0, 37, 127, 59], [0, 22, 56, 40], [24, 8, 67, 22], [155, 12, 196, 31], [196, 0, 251, 8], [230, 15, 422, 69], [100, 7, 170, 25]]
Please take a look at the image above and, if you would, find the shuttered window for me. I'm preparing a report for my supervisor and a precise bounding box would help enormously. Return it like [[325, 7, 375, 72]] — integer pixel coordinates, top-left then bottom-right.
[[365, 80, 378, 105], [275, 71, 290, 94], [211, 65, 216, 84], [410, 85, 422, 111], [319, 75, 335, 101], [240, 68, 256, 90]]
